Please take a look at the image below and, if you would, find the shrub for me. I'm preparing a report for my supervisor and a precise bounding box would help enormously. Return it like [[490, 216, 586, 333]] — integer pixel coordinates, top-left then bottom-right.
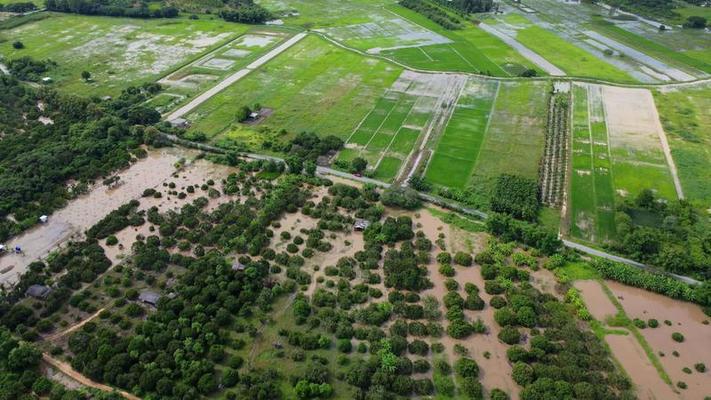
[[453, 251, 472, 266], [490, 388, 509, 400], [648, 319, 659, 328], [490, 296, 507, 309], [436, 252, 452, 264], [106, 235, 118, 246], [439, 264, 455, 277], [694, 363, 706, 373], [672, 332, 685, 342], [454, 357, 479, 378], [498, 326, 521, 345]]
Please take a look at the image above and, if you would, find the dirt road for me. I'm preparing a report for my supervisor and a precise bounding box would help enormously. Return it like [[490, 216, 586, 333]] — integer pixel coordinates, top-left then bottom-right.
[[42, 353, 141, 400], [45, 308, 105, 342], [165, 32, 307, 122]]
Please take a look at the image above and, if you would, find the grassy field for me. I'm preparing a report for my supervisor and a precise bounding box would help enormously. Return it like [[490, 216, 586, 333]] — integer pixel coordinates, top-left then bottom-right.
[[653, 84, 711, 207], [569, 84, 616, 242], [186, 35, 402, 148], [256, 0, 389, 28], [381, 5, 540, 76], [0, 13, 245, 96], [588, 18, 711, 75], [425, 80, 498, 189], [511, 24, 635, 83]]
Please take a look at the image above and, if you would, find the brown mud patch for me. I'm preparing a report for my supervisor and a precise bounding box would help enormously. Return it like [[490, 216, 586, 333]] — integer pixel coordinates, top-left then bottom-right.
[[607, 281, 711, 399], [574, 280, 617, 321]]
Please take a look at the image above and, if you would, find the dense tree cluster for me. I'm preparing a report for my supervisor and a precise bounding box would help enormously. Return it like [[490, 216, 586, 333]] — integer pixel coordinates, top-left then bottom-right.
[[399, 0, 462, 29], [0, 2, 36, 12], [490, 174, 540, 222], [481, 242, 635, 399], [486, 213, 561, 255], [0, 329, 125, 399], [219, 0, 272, 23], [46, 0, 179, 18], [7, 57, 57, 82], [611, 189, 711, 277], [0, 78, 161, 242], [433, 0, 494, 13]]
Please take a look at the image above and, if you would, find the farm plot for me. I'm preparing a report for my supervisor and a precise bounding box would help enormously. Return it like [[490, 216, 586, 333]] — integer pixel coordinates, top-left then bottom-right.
[[466, 81, 548, 200], [601, 85, 679, 201], [0, 14, 243, 96], [513, 25, 635, 83], [344, 70, 468, 182], [425, 79, 499, 189], [185, 35, 402, 147], [568, 84, 679, 242], [380, 5, 539, 76], [322, 15, 451, 53], [156, 29, 290, 112], [569, 84, 616, 242], [653, 84, 711, 206]]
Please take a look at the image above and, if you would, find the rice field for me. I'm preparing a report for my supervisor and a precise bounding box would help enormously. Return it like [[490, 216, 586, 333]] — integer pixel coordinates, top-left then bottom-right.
[[342, 71, 467, 182], [0, 13, 245, 96], [569, 84, 616, 242], [426, 80, 548, 202], [512, 25, 635, 83], [380, 5, 539, 77], [184, 35, 402, 146], [653, 84, 711, 207], [425, 80, 498, 188], [569, 84, 678, 242]]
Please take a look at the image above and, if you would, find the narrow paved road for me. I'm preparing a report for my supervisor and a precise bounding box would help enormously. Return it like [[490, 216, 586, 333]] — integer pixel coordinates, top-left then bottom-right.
[[165, 32, 307, 122]]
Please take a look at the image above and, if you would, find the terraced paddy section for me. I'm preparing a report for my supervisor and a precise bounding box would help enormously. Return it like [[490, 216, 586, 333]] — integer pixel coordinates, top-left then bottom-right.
[[425, 80, 548, 199], [185, 35, 402, 146], [342, 70, 467, 183], [379, 5, 540, 77], [425, 79, 498, 189], [654, 83, 711, 207], [568, 83, 679, 243], [0, 13, 244, 96]]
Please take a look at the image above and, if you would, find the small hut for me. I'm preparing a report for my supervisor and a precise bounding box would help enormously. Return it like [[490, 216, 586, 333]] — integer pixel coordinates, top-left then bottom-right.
[[353, 219, 370, 231], [26, 284, 52, 299], [232, 261, 246, 272], [138, 291, 160, 307]]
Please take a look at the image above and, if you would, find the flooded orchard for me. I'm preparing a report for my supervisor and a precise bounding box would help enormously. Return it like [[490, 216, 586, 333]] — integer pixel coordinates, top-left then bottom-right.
[[607, 281, 711, 399], [0, 147, 198, 286]]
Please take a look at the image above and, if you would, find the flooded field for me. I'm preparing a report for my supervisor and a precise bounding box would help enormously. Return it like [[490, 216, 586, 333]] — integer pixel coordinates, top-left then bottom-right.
[[100, 157, 240, 265], [607, 281, 711, 399], [574, 280, 617, 321], [0, 147, 198, 286]]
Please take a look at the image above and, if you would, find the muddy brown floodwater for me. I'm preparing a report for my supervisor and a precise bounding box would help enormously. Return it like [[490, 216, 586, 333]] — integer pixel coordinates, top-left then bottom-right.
[[573, 280, 617, 321], [0, 147, 198, 287], [607, 281, 711, 399]]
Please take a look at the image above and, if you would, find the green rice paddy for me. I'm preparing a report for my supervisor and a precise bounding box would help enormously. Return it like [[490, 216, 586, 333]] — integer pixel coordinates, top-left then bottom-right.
[[653, 85, 711, 207], [381, 5, 539, 76], [186, 35, 401, 146], [569, 85, 616, 242], [425, 80, 498, 188], [514, 25, 634, 83]]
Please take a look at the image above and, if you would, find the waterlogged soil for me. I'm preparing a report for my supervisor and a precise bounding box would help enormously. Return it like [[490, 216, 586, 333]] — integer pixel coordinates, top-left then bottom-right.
[[416, 213, 521, 399], [0, 147, 198, 286], [607, 281, 711, 399], [574, 280, 617, 321], [101, 158, 240, 264], [605, 333, 679, 400]]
